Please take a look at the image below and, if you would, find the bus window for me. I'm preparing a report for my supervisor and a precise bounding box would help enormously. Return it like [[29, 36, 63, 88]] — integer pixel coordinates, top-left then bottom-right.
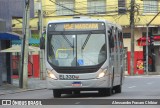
[[48, 32, 106, 67]]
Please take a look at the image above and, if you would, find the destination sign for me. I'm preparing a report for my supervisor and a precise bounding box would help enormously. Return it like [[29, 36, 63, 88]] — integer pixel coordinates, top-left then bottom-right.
[[64, 23, 99, 30], [48, 22, 105, 31]]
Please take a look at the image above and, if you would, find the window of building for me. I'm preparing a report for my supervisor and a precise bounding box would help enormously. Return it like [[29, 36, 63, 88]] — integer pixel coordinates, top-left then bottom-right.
[[56, 0, 75, 16], [123, 33, 131, 38], [143, 0, 158, 13], [118, 0, 126, 14], [87, 0, 106, 14]]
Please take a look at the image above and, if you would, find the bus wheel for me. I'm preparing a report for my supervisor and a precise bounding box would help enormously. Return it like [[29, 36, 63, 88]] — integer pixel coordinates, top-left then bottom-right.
[[98, 88, 112, 96], [114, 85, 122, 93], [114, 69, 122, 93], [53, 89, 61, 98], [106, 88, 112, 96]]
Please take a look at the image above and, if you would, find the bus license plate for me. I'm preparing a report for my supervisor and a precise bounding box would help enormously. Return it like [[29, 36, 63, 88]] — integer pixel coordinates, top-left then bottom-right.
[[72, 82, 82, 87], [59, 75, 79, 80]]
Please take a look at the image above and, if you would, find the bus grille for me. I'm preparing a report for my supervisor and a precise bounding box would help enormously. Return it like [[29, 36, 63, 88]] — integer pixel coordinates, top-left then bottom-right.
[[54, 67, 100, 74]]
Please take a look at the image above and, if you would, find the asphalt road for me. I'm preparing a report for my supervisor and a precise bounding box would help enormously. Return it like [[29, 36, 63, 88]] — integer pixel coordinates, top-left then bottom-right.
[[0, 75, 160, 107]]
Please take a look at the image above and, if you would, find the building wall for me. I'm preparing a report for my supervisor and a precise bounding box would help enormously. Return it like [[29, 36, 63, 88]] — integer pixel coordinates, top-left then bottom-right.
[[127, 51, 144, 75], [0, 40, 6, 85], [0, 20, 6, 32], [9, 0, 34, 18], [12, 54, 40, 78], [0, 0, 34, 31], [0, 0, 11, 31], [123, 27, 146, 52], [154, 46, 160, 72], [0, 20, 7, 84], [12, 0, 160, 31], [0, 40, 12, 83], [0, 0, 35, 84]]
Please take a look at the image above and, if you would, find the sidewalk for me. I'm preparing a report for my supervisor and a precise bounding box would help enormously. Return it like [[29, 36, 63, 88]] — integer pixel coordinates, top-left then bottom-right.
[[0, 78, 47, 95], [124, 71, 160, 76]]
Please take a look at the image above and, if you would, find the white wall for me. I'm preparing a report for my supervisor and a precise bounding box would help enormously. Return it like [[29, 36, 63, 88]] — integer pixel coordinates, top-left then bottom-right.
[[123, 27, 145, 52]]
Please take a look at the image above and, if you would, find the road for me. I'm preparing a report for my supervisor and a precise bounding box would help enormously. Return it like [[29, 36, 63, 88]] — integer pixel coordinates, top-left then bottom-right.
[[0, 75, 160, 107]]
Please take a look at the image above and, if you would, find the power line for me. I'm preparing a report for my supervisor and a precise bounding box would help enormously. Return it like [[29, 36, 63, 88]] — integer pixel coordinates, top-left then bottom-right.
[[12, 1, 135, 25], [49, 0, 84, 15]]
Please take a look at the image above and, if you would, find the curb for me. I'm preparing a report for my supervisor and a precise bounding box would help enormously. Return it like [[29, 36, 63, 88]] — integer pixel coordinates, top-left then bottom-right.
[[125, 75, 160, 78], [0, 88, 47, 96]]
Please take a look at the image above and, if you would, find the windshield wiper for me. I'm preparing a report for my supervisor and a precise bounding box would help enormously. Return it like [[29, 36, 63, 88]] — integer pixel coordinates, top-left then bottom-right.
[[81, 32, 91, 50], [62, 35, 73, 48]]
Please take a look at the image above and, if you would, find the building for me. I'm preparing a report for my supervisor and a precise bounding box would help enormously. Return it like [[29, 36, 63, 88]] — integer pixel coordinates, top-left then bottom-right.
[[0, 0, 37, 85], [12, 0, 160, 75], [0, 19, 21, 85]]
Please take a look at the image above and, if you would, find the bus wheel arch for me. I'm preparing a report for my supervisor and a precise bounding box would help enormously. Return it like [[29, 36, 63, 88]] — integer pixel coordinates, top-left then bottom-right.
[[114, 67, 123, 93]]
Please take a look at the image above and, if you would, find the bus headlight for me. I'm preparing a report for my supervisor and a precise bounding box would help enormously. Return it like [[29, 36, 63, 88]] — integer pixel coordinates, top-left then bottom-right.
[[97, 69, 107, 79], [47, 69, 57, 80]]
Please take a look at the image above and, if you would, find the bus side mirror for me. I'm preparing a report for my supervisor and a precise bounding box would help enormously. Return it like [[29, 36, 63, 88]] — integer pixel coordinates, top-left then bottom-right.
[[40, 37, 45, 49]]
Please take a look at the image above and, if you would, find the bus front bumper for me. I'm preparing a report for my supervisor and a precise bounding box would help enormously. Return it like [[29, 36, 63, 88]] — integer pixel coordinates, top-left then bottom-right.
[[47, 76, 110, 89]]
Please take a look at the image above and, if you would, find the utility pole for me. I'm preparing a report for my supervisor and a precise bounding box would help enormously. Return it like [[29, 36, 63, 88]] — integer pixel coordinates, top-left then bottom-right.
[[37, 0, 45, 80], [19, 0, 30, 89], [146, 26, 149, 75], [130, 0, 135, 76]]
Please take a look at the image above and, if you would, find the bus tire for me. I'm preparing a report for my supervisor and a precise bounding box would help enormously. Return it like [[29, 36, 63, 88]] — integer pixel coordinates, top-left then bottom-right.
[[53, 89, 61, 98], [98, 88, 112, 96], [106, 88, 112, 96], [98, 89, 105, 96], [115, 69, 123, 93], [114, 85, 121, 93]]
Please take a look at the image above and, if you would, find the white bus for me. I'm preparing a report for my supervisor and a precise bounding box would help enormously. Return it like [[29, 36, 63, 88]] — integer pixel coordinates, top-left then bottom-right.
[[40, 17, 125, 98]]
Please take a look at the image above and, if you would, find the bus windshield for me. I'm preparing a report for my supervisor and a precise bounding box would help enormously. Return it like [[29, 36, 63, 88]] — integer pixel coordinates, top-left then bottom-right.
[[47, 23, 106, 67]]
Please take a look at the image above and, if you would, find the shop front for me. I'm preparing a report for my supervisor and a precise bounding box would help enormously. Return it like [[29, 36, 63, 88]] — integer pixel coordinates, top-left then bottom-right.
[[127, 51, 144, 75], [0, 32, 21, 85], [137, 36, 160, 74]]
